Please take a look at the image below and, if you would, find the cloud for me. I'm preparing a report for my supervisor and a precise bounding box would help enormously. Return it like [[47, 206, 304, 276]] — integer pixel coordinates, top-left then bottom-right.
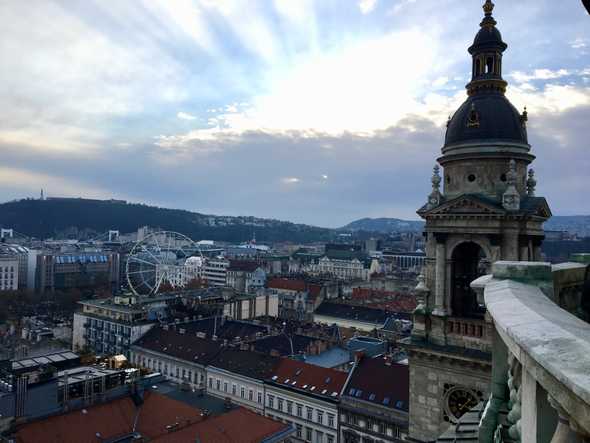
[[359, 0, 378, 14], [509, 68, 571, 83], [0, 0, 589, 227], [281, 177, 301, 184], [177, 112, 198, 121], [570, 38, 587, 49]]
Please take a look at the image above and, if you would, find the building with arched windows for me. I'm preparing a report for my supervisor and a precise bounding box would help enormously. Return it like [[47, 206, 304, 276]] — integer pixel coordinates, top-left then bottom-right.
[[403, 2, 551, 441]]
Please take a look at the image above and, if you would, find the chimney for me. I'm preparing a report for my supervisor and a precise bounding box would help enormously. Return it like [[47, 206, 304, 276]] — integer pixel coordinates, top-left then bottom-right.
[[354, 351, 365, 364]]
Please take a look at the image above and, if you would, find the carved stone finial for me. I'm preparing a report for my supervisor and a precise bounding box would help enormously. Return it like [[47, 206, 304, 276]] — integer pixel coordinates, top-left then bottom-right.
[[446, 115, 451, 128], [503, 159, 521, 211], [520, 106, 528, 126], [526, 169, 536, 196], [480, 0, 497, 28], [427, 165, 442, 208]]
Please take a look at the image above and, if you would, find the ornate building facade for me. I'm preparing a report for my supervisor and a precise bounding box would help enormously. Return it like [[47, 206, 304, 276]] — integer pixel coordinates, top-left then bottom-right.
[[404, 2, 551, 441]]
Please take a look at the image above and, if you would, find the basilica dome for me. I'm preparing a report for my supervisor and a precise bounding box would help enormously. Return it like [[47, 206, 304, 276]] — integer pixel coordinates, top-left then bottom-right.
[[444, 93, 528, 147]]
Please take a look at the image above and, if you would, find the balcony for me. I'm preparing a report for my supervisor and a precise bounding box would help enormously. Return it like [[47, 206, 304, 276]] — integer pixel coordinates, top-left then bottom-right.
[[444, 261, 590, 443]]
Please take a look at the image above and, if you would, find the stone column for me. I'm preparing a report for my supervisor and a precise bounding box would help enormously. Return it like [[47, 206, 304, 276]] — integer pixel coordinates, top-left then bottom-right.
[[502, 231, 519, 261], [433, 237, 447, 316]]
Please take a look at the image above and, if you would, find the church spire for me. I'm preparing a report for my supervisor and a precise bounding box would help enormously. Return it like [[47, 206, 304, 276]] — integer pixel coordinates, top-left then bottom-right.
[[466, 0, 508, 96]]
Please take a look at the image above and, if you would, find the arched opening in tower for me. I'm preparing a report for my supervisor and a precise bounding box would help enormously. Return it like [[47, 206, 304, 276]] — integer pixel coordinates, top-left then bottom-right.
[[451, 242, 487, 318]]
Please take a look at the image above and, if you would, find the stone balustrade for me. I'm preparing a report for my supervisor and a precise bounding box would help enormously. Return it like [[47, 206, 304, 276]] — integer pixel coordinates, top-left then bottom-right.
[[475, 261, 590, 443], [446, 317, 487, 339]]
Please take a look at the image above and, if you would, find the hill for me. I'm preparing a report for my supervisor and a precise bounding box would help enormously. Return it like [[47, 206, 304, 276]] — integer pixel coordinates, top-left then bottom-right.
[[339, 217, 424, 233], [0, 198, 333, 243], [342, 215, 590, 237]]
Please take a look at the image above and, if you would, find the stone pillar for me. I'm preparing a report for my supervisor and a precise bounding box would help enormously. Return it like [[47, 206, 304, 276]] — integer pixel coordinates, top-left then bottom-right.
[[502, 231, 519, 261], [520, 245, 530, 261], [433, 238, 447, 316]]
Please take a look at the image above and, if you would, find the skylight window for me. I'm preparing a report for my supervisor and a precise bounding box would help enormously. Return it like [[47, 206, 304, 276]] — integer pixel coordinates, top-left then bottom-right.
[[383, 397, 391, 405], [310, 386, 316, 391], [292, 381, 297, 385], [396, 400, 404, 409], [284, 379, 290, 384], [325, 377, 331, 384], [321, 389, 327, 394], [355, 390, 363, 398], [303, 384, 308, 389], [295, 369, 302, 376], [271, 375, 278, 380], [331, 392, 338, 397], [349, 388, 356, 396], [369, 393, 376, 401]]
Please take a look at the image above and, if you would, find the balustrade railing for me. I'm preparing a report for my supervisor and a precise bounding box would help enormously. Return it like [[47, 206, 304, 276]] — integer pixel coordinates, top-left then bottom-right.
[[476, 261, 590, 443]]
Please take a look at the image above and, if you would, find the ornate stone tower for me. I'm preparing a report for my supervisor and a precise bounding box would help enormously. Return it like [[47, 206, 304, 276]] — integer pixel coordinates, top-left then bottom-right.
[[405, 2, 551, 441]]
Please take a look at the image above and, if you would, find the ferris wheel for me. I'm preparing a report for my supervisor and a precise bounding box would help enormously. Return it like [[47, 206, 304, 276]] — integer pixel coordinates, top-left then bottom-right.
[[125, 231, 202, 296]]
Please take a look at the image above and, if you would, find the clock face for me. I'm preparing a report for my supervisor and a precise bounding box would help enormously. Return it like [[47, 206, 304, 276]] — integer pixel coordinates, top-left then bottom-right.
[[445, 387, 479, 421]]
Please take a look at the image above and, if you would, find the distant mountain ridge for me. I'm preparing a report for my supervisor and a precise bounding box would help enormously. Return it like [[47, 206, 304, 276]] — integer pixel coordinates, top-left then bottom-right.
[[341, 215, 590, 237], [339, 217, 424, 233], [0, 198, 333, 243]]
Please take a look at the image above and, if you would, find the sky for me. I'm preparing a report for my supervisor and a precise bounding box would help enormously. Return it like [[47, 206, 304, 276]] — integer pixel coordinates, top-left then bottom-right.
[[0, 0, 589, 228]]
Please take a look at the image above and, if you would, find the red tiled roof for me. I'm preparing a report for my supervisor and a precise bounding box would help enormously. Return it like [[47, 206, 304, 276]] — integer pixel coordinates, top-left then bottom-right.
[[156, 407, 292, 443], [15, 391, 203, 443], [269, 358, 348, 400], [267, 277, 307, 292], [15, 392, 292, 443]]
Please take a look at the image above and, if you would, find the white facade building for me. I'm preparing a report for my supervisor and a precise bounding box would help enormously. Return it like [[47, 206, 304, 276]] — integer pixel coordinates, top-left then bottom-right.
[[265, 359, 346, 443], [0, 255, 19, 291], [305, 257, 369, 281], [203, 258, 230, 286]]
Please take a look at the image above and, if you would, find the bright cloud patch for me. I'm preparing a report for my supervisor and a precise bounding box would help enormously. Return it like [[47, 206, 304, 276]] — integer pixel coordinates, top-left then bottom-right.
[[177, 112, 198, 120]]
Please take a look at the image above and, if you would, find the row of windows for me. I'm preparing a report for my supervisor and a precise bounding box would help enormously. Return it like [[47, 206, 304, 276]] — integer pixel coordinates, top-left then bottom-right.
[[208, 377, 263, 404], [267, 415, 335, 443], [0, 267, 15, 273], [267, 394, 335, 428], [133, 354, 204, 385], [342, 413, 401, 439]]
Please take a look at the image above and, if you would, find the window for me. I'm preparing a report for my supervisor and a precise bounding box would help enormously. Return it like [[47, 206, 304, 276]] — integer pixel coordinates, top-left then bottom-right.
[[306, 427, 313, 442], [176, 367, 180, 379], [232, 384, 237, 395], [317, 410, 324, 425], [208, 378, 213, 389], [327, 435, 334, 443], [278, 398, 284, 411], [182, 369, 186, 380], [306, 407, 313, 421], [216, 379, 221, 390], [316, 430, 324, 443], [258, 392, 263, 403], [224, 382, 228, 392], [328, 413, 335, 428], [297, 404, 303, 417], [240, 387, 245, 398], [268, 395, 275, 409], [296, 424, 303, 438], [286, 400, 293, 415], [378, 422, 386, 434], [188, 371, 192, 382], [249, 389, 253, 401]]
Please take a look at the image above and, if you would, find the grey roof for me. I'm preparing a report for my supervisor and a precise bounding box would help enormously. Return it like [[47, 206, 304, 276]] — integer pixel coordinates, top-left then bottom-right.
[[208, 349, 281, 380], [304, 347, 351, 369], [132, 326, 224, 365], [445, 93, 527, 148], [315, 302, 410, 324]]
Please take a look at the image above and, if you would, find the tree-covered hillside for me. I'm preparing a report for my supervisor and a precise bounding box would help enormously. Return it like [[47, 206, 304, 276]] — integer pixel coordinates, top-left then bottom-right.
[[0, 198, 333, 243]]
